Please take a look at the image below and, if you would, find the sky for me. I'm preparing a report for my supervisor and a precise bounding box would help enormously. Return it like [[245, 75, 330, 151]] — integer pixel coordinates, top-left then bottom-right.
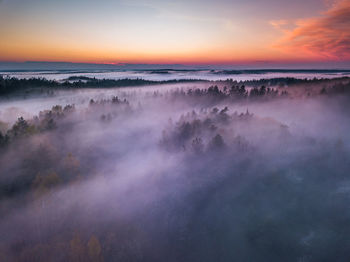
[[0, 0, 349, 65]]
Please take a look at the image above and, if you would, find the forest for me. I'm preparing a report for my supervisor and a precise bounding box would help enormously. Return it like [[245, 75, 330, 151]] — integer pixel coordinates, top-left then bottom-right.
[[0, 77, 350, 261], [0, 76, 202, 95]]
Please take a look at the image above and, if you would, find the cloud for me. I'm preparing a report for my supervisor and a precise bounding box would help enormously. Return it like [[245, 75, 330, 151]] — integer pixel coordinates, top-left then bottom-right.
[[273, 0, 350, 60], [269, 20, 293, 32]]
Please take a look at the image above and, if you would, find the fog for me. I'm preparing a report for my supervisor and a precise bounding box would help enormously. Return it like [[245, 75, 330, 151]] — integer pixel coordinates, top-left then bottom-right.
[[2, 69, 350, 82], [0, 79, 350, 261]]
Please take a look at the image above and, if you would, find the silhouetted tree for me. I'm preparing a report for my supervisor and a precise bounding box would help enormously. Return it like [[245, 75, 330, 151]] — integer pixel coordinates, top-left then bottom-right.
[[208, 134, 225, 151]]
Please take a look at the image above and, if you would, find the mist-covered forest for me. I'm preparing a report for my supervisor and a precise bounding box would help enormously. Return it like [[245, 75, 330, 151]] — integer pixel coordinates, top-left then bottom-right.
[[1, 77, 350, 261]]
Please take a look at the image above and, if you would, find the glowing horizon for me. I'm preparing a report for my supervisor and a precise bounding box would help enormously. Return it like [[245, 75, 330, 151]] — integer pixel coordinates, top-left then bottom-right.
[[1, 0, 349, 65]]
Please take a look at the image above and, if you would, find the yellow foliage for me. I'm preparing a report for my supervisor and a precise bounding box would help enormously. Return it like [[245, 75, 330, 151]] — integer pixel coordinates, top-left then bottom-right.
[[87, 235, 103, 262], [32, 170, 61, 199], [70, 233, 87, 262]]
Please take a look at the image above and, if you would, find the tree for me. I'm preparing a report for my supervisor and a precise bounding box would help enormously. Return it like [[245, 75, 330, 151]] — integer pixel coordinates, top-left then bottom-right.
[[32, 171, 60, 195], [259, 85, 266, 96], [64, 153, 81, 180], [9, 117, 29, 137], [70, 233, 87, 262], [0, 131, 9, 147], [87, 235, 103, 262], [208, 134, 225, 151], [192, 137, 204, 154]]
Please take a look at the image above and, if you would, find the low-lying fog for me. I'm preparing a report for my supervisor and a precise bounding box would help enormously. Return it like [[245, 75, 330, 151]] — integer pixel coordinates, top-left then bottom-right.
[[2, 69, 350, 82], [0, 80, 350, 261]]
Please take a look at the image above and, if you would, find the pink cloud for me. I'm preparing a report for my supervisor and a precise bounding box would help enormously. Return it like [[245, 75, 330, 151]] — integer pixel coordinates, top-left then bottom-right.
[[274, 0, 350, 60]]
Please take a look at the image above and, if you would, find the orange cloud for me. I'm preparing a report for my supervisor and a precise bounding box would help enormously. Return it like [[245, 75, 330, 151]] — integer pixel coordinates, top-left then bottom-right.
[[274, 0, 350, 60]]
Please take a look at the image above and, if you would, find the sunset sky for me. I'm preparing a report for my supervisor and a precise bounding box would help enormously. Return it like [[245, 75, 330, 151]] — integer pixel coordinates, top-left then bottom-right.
[[0, 0, 349, 65]]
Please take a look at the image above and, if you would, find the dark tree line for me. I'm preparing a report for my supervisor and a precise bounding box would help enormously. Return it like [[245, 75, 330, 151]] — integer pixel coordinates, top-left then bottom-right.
[[0, 96, 131, 150], [219, 76, 350, 88], [1, 75, 349, 96], [0, 76, 201, 95], [155, 85, 285, 105]]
